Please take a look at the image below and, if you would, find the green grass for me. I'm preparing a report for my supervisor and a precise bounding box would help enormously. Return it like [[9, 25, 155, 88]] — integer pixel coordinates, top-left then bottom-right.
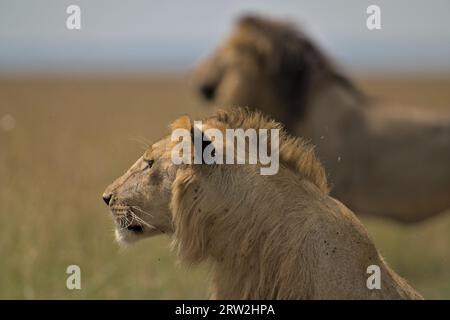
[[362, 212, 450, 299]]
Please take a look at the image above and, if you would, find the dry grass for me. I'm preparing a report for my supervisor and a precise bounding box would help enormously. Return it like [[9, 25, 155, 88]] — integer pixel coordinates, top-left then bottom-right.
[[0, 75, 449, 299]]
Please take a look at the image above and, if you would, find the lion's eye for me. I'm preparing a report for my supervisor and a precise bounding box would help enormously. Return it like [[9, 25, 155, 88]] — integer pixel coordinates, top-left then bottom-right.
[[144, 159, 154, 169]]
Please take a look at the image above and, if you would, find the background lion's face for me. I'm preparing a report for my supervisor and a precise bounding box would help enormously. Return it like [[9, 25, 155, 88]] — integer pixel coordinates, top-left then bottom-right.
[[192, 26, 285, 121], [102, 138, 176, 244]]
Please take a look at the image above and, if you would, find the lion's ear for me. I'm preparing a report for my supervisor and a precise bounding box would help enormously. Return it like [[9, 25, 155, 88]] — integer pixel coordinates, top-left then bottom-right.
[[235, 39, 269, 70], [190, 123, 216, 165], [170, 115, 192, 131]]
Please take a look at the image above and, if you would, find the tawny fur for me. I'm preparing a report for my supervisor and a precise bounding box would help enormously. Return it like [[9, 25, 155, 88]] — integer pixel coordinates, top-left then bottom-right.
[[104, 108, 423, 299], [192, 14, 450, 223]]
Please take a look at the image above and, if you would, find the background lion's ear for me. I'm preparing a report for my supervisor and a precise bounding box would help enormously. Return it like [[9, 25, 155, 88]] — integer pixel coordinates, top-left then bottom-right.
[[170, 115, 192, 131], [235, 37, 271, 70]]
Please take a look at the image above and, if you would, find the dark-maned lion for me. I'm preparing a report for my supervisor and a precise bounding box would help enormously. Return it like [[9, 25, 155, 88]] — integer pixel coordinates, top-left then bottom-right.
[[192, 14, 450, 223]]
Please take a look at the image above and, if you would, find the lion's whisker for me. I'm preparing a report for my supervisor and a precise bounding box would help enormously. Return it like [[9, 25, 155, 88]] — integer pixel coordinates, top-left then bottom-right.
[[128, 209, 166, 234], [127, 210, 152, 228], [131, 206, 155, 218], [118, 214, 135, 230], [129, 136, 151, 151]]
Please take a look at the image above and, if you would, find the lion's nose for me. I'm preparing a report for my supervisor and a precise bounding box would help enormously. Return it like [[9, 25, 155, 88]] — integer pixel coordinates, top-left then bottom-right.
[[199, 83, 216, 101], [102, 193, 112, 206]]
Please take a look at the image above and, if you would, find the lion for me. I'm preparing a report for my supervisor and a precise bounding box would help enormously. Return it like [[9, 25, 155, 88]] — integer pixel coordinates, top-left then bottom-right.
[[102, 108, 422, 299], [192, 14, 450, 223]]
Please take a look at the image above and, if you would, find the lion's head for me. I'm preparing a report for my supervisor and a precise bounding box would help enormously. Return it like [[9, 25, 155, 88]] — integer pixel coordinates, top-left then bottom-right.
[[102, 108, 327, 253], [102, 134, 177, 244], [192, 15, 330, 124], [192, 14, 359, 130]]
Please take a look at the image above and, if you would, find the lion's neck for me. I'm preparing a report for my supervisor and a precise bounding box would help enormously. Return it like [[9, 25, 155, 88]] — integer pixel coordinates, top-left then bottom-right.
[[299, 78, 365, 134], [293, 80, 367, 187]]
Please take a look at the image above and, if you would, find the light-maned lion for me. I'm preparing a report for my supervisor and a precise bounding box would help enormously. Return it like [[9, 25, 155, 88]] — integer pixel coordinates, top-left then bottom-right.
[[192, 14, 450, 223], [102, 108, 422, 299]]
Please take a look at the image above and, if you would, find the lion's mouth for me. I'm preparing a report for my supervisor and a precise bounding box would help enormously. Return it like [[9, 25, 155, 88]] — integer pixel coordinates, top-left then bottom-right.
[[109, 205, 146, 233], [126, 224, 144, 233], [108, 204, 164, 241], [115, 217, 146, 234]]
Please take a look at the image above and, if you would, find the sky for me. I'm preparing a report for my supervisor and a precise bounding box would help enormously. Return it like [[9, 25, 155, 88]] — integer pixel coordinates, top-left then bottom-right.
[[0, 0, 449, 75]]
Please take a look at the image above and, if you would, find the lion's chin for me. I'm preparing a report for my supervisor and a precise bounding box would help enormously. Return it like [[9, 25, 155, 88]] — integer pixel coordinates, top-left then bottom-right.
[[114, 227, 160, 246]]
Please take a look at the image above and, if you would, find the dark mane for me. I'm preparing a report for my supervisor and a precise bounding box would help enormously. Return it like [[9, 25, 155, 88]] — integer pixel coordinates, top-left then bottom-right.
[[237, 14, 365, 125]]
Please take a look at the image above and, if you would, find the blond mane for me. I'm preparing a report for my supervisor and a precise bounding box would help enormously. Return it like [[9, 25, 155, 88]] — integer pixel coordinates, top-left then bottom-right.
[[207, 107, 329, 193]]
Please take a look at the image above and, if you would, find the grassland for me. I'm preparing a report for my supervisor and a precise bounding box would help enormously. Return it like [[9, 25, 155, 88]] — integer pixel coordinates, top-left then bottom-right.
[[0, 75, 449, 299]]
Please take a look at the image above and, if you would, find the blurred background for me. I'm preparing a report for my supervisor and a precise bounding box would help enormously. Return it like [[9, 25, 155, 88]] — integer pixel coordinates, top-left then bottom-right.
[[0, 0, 449, 299]]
